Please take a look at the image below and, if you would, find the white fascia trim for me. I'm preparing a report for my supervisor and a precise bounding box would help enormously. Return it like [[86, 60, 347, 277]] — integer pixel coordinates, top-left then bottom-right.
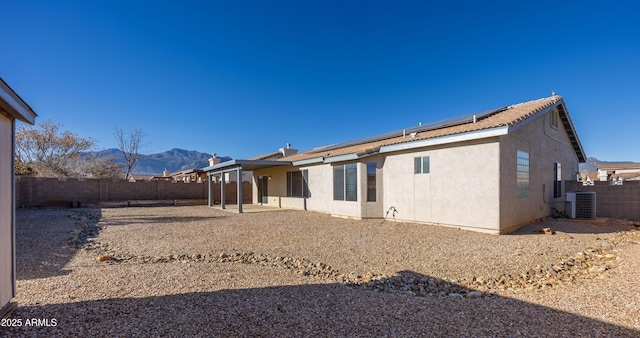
[[292, 157, 324, 166], [380, 126, 509, 154], [324, 153, 359, 163], [0, 83, 37, 124], [323, 151, 379, 164]]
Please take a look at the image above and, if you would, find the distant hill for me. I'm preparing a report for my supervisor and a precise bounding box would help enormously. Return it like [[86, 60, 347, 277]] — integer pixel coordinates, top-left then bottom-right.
[[579, 157, 634, 173], [87, 151, 628, 176], [87, 148, 231, 175]]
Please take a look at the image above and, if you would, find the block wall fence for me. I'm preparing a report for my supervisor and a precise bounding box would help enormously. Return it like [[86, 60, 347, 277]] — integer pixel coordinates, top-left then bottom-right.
[[14, 177, 638, 219], [15, 176, 251, 207], [565, 180, 640, 220]]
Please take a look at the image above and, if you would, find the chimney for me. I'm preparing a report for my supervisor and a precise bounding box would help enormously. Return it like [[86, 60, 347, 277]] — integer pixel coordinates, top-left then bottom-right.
[[279, 143, 298, 157], [163, 169, 169, 177], [209, 153, 221, 166]]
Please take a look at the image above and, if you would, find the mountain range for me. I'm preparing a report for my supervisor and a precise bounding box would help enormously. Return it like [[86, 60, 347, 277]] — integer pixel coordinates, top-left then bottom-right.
[[90, 148, 629, 176], [578, 157, 634, 173], [89, 148, 230, 175]]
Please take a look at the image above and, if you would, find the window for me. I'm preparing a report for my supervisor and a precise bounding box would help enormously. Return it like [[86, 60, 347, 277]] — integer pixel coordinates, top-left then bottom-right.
[[550, 110, 559, 129], [333, 163, 357, 201], [517, 151, 529, 199], [366, 163, 376, 202], [554, 163, 562, 198], [286, 170, 308, 197], [414, 156, 430, 174]]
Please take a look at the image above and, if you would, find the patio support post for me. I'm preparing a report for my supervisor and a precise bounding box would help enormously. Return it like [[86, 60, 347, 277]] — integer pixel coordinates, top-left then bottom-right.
[[207, 173, 213, 207], [237, 167, 243, 213], [220, 171, 226, 209]]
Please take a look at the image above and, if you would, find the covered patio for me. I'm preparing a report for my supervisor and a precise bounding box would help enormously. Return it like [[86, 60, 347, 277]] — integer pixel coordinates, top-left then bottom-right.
[[203, 159, 291, 213]]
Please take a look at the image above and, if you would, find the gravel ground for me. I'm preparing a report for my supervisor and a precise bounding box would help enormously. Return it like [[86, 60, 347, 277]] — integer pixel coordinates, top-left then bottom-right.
[[3, 206, 639, 337]]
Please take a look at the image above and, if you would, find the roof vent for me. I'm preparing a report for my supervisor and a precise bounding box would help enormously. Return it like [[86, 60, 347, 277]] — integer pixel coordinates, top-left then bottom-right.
[[280, 145, 298, 157]]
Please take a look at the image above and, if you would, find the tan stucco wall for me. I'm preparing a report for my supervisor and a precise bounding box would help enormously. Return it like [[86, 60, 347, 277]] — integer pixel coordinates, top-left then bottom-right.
[[360, 156, 385, 218], [499, 108, 579, 232], [305, 164, 333, 213], [0, 114, 15, 309], [382, 139, 502, 232], [250, 107, 580, 235], [253, 161, 378, 218], [252, 166, 291, 206], [252, 164, 334, 212], [253, 140, 502, 231]]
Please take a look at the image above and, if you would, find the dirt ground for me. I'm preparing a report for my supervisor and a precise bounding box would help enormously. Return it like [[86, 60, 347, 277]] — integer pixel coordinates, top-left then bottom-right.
[[3, 206, 639, 337]]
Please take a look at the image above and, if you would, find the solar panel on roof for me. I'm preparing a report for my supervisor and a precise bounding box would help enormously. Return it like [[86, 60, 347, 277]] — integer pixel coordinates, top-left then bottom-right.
[[311, 106, 508, 154]]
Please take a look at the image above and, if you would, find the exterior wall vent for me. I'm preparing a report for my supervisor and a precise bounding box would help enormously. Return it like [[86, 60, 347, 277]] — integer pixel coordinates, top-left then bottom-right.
[[565, 191, 596, 219]]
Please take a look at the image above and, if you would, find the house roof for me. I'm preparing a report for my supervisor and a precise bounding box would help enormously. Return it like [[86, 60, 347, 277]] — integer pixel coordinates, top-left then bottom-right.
[[249, 151, 283, 161], [615, 172, 640, 180], [280, 95, 586, 164], [580, 172, 598, 181], [170, 168, 204, 176], [203, 159, 292, 173], [131, 174, 156, 181], [0, 77, 37, 125], [597, 163, 640, 171]]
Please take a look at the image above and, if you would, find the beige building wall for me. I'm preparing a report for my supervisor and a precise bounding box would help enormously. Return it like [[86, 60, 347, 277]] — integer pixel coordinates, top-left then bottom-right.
[[250, 107, 580, 235], [499, 108, 580, 233], [304, 163, 333, 213], [360, 156, 385, 218], [253, 161, 379, 218], [0, 114, 15, 311], [382, 139, 502, 232], [253, 140, 503, 232], [252, 166, 290, 206], [252, 164, 334, 212]]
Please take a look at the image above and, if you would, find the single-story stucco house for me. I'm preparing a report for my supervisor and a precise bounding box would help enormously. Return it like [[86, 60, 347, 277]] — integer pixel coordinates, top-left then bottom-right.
[[204, 95, 586, 234], [597, 163, 640, 182], [0, 78, 37, 317]]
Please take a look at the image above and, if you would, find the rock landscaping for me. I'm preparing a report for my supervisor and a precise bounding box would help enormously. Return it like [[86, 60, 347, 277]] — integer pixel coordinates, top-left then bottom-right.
[[5, 206, 640, 336]]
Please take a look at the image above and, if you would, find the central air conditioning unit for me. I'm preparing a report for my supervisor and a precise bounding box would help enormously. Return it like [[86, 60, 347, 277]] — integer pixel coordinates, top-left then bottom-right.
[[565, 191, 596, 219]]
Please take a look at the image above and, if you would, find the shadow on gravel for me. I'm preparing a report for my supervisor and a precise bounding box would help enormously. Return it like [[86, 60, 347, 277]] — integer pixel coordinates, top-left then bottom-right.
[[15, 208, 102, 280], [5, 276, 639, 337], [512, 219, 636, 235]]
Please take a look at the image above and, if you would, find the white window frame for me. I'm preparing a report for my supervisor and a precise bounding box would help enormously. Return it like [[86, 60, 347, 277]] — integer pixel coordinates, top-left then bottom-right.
[[414, 156, 430, 174], [517, 151, 529, 199]]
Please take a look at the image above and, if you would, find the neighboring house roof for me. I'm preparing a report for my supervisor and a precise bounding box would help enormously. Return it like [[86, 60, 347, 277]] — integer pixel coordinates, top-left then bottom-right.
[[150, 176, 172, 181], [280, 95, 586, 164], [613, 172, 640, 180], [0, 77, 37, 125], [130, 174, 155, 181], [597, 163, 640, 171], [580, 172, 598, 181], [170, 168, 204, 176], [249, 151, 283, 161]]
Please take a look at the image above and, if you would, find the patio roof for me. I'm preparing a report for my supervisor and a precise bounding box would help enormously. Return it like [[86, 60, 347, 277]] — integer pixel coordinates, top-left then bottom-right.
[[202, 159, 293, 214], [202, 159, 293, 173]]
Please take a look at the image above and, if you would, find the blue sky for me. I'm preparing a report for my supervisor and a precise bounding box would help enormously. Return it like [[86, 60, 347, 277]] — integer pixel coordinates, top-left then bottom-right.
[[2, 1, 639, 161]]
